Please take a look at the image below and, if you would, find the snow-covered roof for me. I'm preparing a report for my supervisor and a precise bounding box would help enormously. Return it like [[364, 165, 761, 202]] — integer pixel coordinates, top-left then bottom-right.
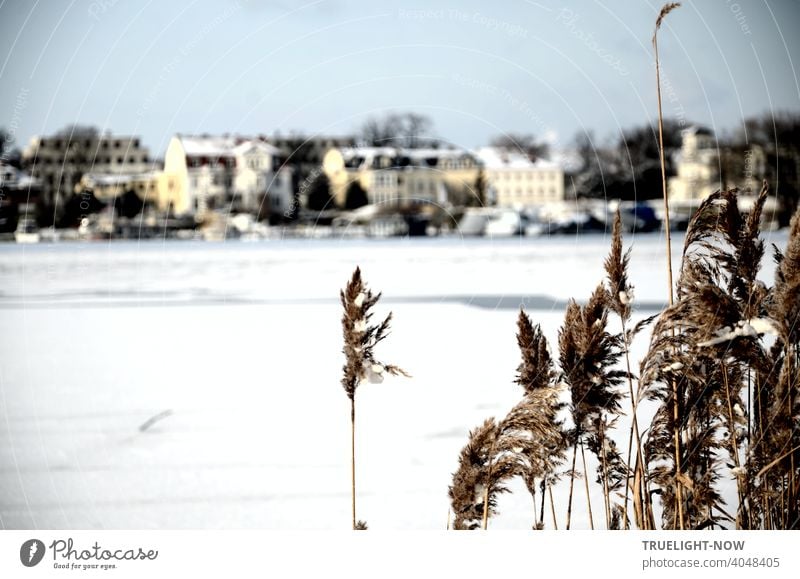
[[339, 146, 475, 161], [176, 135, 281, 158], [177, 136, 237, 157], [232, 140, 281, 157], [474, 146, 561, 171]]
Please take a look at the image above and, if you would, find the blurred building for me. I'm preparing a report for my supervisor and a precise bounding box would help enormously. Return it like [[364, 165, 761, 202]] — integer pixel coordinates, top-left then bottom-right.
[[270, 135, 355, 179], [668, 126, 719, 206], [322, 146, 481, 207], [0, 162, 41, 233], [162, 135, 293, 215], [77, 172, 162, 206], [475, 147, 564, 207], [669, 125, 775, 215], [22, 131, 151, 208]]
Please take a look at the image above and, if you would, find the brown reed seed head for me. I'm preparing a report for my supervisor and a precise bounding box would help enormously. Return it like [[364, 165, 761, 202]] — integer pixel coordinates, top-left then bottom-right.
[[503, 389, 567, 487], [730, 182, 768, 316], [639, 189, 779, 528], [515, 309, 555, 393], [773, 206, 800, 345], [449, 419, 501, 530], [654, 2, 680, 41], [340, 267, 408, 400], [604, 209, 633, 320], [559, 288, 624, 441], [449, 392, 564, 530]]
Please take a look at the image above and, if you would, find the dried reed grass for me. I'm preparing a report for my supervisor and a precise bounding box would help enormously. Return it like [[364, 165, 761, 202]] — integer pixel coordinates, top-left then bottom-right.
[[340, 267, 408, 529]]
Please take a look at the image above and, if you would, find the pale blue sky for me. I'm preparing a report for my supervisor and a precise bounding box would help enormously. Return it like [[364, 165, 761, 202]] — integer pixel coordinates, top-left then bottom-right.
[[1, 0, 799, 157]]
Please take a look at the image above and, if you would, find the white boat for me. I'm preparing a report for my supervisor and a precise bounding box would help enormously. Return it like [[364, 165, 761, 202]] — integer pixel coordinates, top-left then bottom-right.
[[14, 217, 40, 243], [456, 207, 495, 236], [485, 209, 526, 237]]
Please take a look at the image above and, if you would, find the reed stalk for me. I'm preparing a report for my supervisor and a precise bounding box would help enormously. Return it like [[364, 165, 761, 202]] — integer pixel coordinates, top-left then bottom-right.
[[580, 440, 595, 530], [340, 267, 407, 530], [566, 443, 578, 530], [653, 1, 683, 530], [548, 482, 558, 530]]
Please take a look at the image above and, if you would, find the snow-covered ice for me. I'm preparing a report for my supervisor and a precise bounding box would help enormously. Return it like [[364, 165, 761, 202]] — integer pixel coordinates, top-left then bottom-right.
[[0, 231, 786, 529]]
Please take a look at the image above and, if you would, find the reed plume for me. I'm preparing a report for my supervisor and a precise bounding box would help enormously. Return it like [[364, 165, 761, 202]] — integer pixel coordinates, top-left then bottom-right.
[[640, 188, 777, 529], [559, 286, 625, 528], [760, 203, 800, 528], [340, 266, 408, 529], [448, 418, 517, 530], [514, 309, 568, 527], [604, 209, 654, 529]]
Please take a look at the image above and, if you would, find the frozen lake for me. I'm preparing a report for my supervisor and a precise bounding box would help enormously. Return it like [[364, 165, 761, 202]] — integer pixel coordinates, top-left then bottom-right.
[[0, 231, 787, 530]]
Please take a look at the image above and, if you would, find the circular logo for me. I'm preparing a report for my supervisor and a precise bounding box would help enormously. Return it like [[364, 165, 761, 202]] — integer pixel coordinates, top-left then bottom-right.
[[20, 539, 45, 567]]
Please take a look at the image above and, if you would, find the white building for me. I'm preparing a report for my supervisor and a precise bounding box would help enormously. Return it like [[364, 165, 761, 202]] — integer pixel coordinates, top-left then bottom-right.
[[474, 147, 564, 207], [162, 135, 293, 215], [668, 126, 721, 206]]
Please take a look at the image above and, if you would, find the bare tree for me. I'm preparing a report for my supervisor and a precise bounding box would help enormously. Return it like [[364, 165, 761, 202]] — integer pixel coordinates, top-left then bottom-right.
[[359, 113, 433, 148], [490, 133, 549, 161]]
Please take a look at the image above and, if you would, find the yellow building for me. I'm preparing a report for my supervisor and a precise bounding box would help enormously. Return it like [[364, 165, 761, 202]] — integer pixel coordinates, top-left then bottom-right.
[[323, 146, 481, 207], [77, 172, 165, 206]]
